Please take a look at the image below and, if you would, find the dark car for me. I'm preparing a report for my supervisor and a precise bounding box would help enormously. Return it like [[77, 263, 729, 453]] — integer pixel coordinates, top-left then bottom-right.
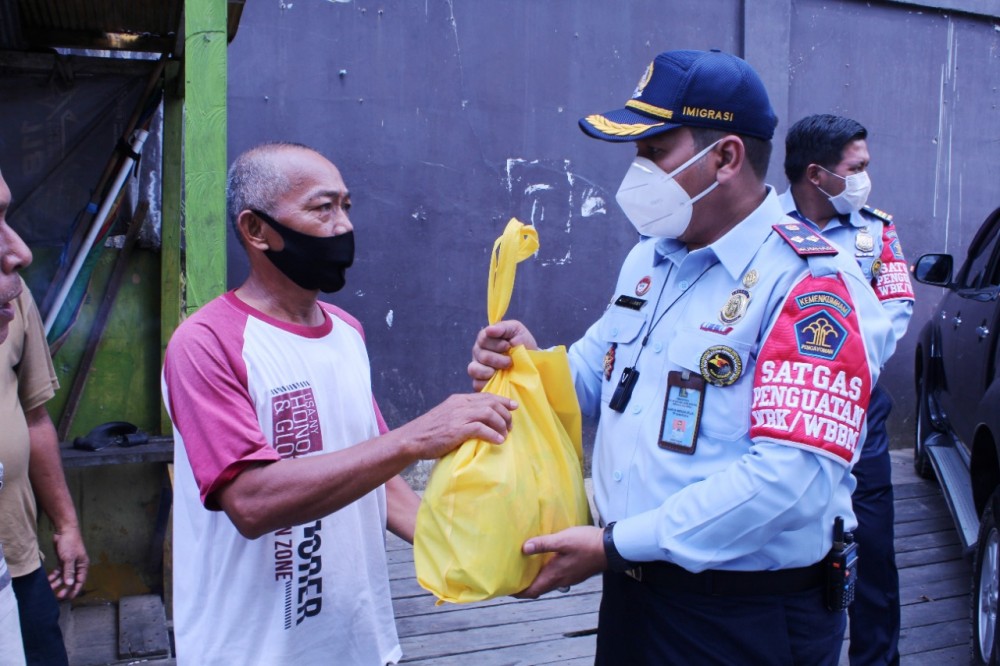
[[913, 206, 1000, 666]]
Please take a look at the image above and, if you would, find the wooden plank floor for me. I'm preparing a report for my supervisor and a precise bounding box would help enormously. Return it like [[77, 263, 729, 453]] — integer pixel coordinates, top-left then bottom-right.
[[61, 448, 972, 664], [391, 449, 975, 665]]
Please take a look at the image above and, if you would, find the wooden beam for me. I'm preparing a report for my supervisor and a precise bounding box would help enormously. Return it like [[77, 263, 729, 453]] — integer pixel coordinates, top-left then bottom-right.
[[183, 0, 228, 315], [160, 61, 183, 434], [18, 27, 176, 53]]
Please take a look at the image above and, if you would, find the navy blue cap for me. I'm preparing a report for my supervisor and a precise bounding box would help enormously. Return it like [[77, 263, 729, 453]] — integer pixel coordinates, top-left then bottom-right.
[[580, 49, 778, 142]]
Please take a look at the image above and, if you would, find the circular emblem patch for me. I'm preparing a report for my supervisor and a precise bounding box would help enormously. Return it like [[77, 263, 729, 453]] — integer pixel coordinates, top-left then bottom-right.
[[699, 346, 743, 387], [719, 288, 751, 325], [635, 276, 652, 296]]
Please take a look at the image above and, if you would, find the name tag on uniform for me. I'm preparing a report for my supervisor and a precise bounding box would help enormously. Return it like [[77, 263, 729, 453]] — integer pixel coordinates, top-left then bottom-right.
[[614, 295, 646, 311], [659, 371, 705, 454]]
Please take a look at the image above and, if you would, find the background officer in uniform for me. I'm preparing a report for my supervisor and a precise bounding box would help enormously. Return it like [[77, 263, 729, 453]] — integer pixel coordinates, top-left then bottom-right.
[[781, 114, 914, 665], [470, 49, 896, 664]]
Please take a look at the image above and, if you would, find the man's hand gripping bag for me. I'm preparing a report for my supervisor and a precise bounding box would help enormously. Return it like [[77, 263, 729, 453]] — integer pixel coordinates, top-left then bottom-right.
[[414, 218, 591, 604]]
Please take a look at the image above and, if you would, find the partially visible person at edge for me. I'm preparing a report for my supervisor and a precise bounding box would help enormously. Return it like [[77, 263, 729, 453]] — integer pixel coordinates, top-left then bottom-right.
[[469, 50, 897, 664], [781, 114, 914, 666], [0, 166, 89, 666], [162, 142, 516, 665], [0, 167, 31, 666]]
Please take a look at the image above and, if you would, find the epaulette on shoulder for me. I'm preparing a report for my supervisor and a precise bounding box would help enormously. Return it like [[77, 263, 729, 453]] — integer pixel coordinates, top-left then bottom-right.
[[862, 205, 893, 223], [772, 223, 838, 256]]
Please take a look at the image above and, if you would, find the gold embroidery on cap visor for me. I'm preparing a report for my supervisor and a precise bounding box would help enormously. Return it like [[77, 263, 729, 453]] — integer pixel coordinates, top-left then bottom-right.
[[624, 99, 675, 120], [585, 114, 665, 137]]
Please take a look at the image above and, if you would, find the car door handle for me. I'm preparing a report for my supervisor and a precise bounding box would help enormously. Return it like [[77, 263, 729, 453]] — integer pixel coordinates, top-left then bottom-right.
[[977, 325, 990, 340]]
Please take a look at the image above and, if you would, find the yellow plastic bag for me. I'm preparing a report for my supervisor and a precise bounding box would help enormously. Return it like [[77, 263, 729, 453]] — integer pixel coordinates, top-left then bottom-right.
[[414, 218, 591, 604]]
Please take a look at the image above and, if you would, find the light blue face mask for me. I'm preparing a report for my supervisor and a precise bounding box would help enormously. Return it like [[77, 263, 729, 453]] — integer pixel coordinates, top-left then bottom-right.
[[615, 140, 721, 238]]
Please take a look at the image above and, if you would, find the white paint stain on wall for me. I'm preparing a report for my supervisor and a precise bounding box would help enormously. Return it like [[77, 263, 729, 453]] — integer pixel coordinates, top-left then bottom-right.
[[541, 250, 572, 267], [581, 188, 606, 217], [934, 19, 959, 250], [386, 310, 394, 328], [530, 199, 542, 225], [503, 157, 612, 259], [505, 158, 533, 192]]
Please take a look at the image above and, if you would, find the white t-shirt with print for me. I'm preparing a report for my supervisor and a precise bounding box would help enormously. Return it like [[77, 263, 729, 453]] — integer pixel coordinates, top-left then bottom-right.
[[163, 292, 400, 666]]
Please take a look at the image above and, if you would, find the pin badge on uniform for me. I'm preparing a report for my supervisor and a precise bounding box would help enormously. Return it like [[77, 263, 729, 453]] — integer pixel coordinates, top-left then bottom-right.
[[603, 343, 617, 381], [719, 288, 751, 325], [741, 269, 759, 289], [855, 228, 874, 254], [635, 276, 652, 296], [870, 258, 883, 277]]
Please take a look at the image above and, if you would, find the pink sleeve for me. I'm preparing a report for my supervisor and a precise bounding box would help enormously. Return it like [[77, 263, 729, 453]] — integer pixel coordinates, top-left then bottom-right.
[[321, 301, 390, 434], [750, 273, 872, 466], [163, 306, 280, 509]]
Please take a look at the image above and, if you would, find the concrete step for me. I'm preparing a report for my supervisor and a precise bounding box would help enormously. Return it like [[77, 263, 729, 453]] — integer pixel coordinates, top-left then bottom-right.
[[60, 594, 172, 666]]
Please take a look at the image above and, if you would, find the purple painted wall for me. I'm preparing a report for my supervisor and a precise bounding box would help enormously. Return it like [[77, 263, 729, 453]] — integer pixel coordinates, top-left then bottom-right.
[[226, 0, 1000, 461]]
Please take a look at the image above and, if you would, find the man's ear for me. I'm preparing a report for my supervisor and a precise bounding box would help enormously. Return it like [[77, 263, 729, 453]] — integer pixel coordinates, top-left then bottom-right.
[[713, 135, 745, 184], [238, 210, 272, 251], [805, 164, 824, 187]]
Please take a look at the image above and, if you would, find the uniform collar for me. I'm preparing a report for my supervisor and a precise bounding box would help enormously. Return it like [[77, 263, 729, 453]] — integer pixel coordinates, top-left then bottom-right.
[[650, 187, 788, 280], [777, 188, 866, 231], [709, 186, 786, 282]]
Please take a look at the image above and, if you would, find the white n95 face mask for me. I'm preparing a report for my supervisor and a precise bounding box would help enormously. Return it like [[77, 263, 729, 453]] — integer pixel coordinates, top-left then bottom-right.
[[817, 167, 871, 215], [615, 140, 721, 238]]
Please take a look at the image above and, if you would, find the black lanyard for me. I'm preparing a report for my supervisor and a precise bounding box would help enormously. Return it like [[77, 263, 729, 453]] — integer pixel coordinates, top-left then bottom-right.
[[610, 258, 717, 413]]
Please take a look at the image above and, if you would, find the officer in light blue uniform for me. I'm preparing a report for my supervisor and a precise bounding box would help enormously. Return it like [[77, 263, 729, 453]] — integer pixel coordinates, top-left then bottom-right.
[[781, 114, 915, 666], [470, 50, 897, 665]]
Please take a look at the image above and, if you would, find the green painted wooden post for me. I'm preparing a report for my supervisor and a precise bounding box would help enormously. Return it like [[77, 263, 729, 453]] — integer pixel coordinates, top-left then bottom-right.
[[161, 61, 183, 434], [184, 0, 228, 314]]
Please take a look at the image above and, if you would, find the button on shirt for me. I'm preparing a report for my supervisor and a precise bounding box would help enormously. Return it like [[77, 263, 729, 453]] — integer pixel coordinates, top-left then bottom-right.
[[568, 188, 896, 573]]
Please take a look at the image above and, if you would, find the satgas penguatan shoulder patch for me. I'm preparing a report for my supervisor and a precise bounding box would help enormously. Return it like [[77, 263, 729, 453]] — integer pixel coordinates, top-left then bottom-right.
[[750, 273, 871, 465], [874, 221, 914, 302]]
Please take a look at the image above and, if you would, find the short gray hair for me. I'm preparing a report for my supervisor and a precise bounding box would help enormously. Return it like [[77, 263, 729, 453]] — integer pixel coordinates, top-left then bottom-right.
[[226, 142, 318, 237]]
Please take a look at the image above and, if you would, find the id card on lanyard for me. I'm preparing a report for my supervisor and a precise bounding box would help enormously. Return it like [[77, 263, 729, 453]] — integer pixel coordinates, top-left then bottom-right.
[[659, 370, 706, 454]]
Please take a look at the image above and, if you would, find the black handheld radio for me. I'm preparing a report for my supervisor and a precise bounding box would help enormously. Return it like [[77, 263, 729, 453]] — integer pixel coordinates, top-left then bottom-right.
[[824, 516, 858, 611]]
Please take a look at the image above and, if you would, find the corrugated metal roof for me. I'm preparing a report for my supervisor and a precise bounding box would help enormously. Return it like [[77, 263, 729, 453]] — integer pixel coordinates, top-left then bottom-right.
[[0, 0, 244, 54]]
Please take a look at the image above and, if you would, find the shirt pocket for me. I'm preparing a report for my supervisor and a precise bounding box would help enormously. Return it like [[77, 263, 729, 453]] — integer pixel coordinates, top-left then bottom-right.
[[598, 308, 647, 404], [667, 328, 755, 441]]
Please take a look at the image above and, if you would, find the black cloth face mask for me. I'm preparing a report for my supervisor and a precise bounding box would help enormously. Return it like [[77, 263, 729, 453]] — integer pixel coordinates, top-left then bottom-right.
[[251, 209, 354, 293]]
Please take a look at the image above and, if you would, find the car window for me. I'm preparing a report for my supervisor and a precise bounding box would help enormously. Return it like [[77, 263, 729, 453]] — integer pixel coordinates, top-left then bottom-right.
[[958, 208, 1000, 289], [989, 247, 1000, 287]]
